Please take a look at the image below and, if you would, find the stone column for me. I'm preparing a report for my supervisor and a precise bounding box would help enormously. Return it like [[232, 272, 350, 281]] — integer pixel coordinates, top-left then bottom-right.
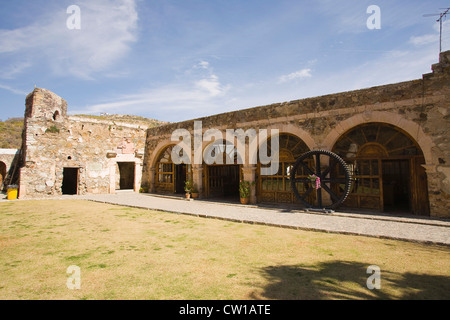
[[134, 161, 143, 193], [422, 164, 442, 218], [242, 165, 257, 204], [18, 167, 27, 199], [109, 161, 116, 194], [192, 165, 203, 198], [106, 152, 117, 194], [149, 167, 156, 193]]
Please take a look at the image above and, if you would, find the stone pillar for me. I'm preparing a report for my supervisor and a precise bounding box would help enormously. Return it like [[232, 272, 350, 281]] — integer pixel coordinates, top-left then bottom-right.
[[18, 167, 27, 199], [149, 167, 156, 193], [109, 161, 116, 194], [134, 161, 143, 193], [192, 165, 203, 198], [424, 164, 450, 218], [242, 165, 257, 204]]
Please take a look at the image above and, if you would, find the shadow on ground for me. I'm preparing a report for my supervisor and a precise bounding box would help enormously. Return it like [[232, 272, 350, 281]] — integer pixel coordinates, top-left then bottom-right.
[[253, 261, 450, 300]]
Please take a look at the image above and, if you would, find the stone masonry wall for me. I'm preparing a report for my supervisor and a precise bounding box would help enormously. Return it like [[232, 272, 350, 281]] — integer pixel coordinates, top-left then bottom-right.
[[15, 51, 450, 218], [143, 51, 450, 218], [19, 88, 147, 198]]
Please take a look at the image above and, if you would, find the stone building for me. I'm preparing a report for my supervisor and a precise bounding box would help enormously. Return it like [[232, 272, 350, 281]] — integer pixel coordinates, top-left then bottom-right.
[[16, 51, 450, 219], [141, 51, 450, 218], [18, 88, 148, 198], [0, 149, 20, 189]]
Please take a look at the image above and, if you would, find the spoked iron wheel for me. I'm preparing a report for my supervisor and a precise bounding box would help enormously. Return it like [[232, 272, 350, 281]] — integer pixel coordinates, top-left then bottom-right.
[[290, 150, 352, 210]]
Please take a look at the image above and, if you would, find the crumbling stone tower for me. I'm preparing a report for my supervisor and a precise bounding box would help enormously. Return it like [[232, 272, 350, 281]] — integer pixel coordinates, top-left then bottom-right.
[[19, 88, 68, 197], [24, 88, 67, 122], [18, 88, 147, 198]]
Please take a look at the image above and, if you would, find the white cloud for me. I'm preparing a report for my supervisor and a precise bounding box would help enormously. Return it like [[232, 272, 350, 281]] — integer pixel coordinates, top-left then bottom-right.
[[278, 68, 312, 83], [195, 74, 228, 97], [0, 61, 32, 79], [410, 34, 439, 46], [71, 84, 226, 120], [190, 60, 230, 97], [0, 84, 28, 95], [0, 0, 138, 79], [196, 61, 210, 69], [409, 20, 450, 49]]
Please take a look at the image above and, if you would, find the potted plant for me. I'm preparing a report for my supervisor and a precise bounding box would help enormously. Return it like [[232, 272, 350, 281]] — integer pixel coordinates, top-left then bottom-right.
[[239, 180, 255, 204], [191, 184, 199, 199], [184, 180, 193, 199]]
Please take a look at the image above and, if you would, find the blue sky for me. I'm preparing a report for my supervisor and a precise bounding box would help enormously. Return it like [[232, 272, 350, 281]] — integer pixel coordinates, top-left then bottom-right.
[[0, 0, 449, 122]]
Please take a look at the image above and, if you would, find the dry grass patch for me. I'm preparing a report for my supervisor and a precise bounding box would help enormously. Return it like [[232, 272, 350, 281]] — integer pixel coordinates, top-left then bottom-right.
[[0, 199, 449, 300]]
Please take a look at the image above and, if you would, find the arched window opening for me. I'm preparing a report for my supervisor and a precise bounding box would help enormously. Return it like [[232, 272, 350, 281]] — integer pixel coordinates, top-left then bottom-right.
[[155, 145, 191, 194], [332, 123, 429, 216], [52, 110, 60, 121], [258, 133, 310, 204]]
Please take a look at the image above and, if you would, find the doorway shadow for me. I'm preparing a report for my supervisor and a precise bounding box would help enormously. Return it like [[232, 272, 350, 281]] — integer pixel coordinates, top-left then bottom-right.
[[254, 261, 450, 300]]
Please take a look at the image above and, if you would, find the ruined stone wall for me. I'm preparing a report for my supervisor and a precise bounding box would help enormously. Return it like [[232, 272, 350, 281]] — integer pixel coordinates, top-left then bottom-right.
[[0, 149, 19, 172], [0, 149, 20, 188], [143, 51, 450, 218], [19, 88, 147, 198]]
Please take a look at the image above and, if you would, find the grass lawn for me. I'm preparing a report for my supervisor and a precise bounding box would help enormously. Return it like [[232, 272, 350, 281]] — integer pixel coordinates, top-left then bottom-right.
[[0, 199, 449, 300]]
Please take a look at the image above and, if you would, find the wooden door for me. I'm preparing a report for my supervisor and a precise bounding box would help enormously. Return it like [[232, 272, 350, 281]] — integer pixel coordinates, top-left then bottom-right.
[[411, 156, 430, 216]]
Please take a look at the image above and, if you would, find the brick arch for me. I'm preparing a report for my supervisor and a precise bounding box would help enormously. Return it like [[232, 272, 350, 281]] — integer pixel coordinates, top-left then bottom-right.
[[322, 111, 433, 164]]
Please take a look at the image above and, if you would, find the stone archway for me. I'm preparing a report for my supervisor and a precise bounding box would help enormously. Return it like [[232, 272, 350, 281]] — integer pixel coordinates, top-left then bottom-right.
[[202, 139, 242, 200], [331, 122, 430, 216], [152, 144, 190, 195], [0, 161, 7, 189], [322, 111, 433, 164], [257, 133, 310, 204]]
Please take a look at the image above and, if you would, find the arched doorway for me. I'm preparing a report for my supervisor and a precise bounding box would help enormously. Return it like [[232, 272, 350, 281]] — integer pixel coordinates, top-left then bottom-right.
[[332, 123, 430, 215], [203, 139, 242, 200], [258, 133, 310, 204], [0, 161, 6, 190], [155, 145, 190, 194]]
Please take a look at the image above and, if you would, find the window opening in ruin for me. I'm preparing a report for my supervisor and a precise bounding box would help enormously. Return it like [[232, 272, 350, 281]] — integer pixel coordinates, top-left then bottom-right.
[[118, 162, 135, 190], [62, 168, 79, 195], [53, 110, 60, 121]]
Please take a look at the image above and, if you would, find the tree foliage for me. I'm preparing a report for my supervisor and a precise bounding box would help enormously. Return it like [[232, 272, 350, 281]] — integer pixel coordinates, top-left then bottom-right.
[[0, 118, 23, 149]]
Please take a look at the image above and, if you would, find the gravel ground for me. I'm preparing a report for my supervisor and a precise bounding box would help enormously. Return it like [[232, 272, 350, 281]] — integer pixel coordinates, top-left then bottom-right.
[[74, 191, 450, 246]]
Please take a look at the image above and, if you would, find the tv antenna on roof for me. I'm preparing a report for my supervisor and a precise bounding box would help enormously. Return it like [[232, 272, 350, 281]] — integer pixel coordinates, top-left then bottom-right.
[[423, 8, 450, 53]]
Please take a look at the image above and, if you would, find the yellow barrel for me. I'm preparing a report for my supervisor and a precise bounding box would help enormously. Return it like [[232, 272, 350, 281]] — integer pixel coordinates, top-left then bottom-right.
[[7, 185, 18, 200]]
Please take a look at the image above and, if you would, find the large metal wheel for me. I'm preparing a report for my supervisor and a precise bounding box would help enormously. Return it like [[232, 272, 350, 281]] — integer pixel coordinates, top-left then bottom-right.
[[290, 150, 352, 210]]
